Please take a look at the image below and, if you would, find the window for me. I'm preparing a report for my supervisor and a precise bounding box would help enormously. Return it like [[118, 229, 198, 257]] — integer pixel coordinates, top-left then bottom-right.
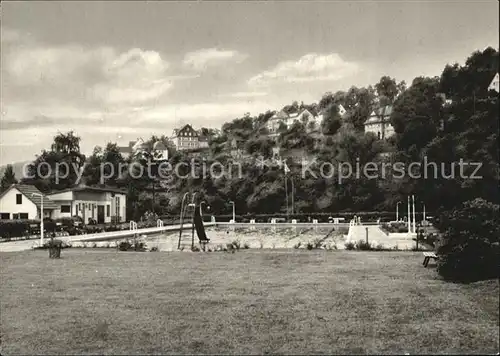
[[61, 205, 71, 213], [0, 213, 10, 220], [12, 213, 19, 220], [16, 194, 22, 204], [19, 213, 28, 220], [115, 197, 120, 218], [106, 205, 110, 217]]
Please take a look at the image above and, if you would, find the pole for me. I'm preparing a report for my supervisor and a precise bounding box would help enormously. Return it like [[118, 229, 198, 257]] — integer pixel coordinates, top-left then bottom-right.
[[290, 176, 294, 216], [407, 196, 411, 234], [33, 193, 45, 245], [284, 176, 289, 221], [396, 202, 400, 221], [412, 195, 416, 234], [41, 196, 44, 245], [232, 202, 235, 223], [423, 204, 426, 223], [365, 227, 368, 244]]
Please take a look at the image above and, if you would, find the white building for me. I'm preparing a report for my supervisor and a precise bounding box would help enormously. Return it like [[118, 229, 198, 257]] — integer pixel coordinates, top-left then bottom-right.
[[364, 105, 395, 139], [488, 73, 499, 93], [47, 186, 127, 224], [266, 104, 347, 136], [170, 124, 210, 151], [118, 138, 169, 160], [0, 184, 57, 220], [267, 108, 321, 135]]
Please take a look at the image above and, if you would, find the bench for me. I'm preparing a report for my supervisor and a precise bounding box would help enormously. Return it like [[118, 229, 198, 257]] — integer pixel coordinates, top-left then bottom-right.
[[422, 252, 438, 267]]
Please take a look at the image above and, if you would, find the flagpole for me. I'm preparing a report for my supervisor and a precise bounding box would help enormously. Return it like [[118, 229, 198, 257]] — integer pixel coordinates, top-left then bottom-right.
[[284, 173, 289, 221], [412, 195, 416, 234], [407, 196, 411, 234]]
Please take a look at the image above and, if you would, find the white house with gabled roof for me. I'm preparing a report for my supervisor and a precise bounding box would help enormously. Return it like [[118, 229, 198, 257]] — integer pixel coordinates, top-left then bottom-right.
[[0, 184, 57, 220], [364, 105, 395, 139]]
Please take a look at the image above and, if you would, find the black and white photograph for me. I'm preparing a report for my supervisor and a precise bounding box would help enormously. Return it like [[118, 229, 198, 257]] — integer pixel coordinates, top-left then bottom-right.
[[0, 1, 499, 354]]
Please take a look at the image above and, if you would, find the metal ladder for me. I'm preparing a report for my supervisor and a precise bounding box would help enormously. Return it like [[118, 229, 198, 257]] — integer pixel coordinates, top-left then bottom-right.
[[177, 192, 198, 250]]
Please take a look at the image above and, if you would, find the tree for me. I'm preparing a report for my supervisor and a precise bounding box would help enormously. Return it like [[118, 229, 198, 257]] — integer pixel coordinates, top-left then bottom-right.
[[22, 131, 86, 192], [391, 76, 443, 158], [0, 165, 18, 192], [375, 76, 405, 106], [435, 198, 499, 282], [321, 105, 342, 136]]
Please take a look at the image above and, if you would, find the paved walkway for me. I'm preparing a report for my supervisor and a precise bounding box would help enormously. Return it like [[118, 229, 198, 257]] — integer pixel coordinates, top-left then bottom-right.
[[346, 225, 416, 249], [0, 223, 214, 252]]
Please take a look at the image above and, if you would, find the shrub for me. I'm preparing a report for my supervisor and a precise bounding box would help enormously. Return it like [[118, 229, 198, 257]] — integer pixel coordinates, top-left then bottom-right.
[[374, 243, 385, 251], [243, 243, 250, 249], [150, 246, 159, 252], [117, 239, 146, 252], [133, 240, 147, 251], [118, 240, 131, 251], [33, 239, 71, 250], [355, 240, 372, 251], [313, 238, 323, 249], [0, 220, 33, 238], [436, 199, 500, 282], [191, 245, 200, 252], [344, 241, 356, 250], [231, 240, 241, 250], [293, 242, 301, 249], [225, 243, 235, 253], [306, 242, 314, 250]]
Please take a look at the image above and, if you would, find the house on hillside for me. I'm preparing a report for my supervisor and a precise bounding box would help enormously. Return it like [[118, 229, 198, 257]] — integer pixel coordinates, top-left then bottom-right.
[[0, 184, 57, 220], [488, 73, 499, 93], [118, 138, 169, 161], [267, 106, 321, 136], [266, 103, 348, 137], [47, 186, 127, 224], [364, 105, 395, 140], [170, 124, 210, 151]]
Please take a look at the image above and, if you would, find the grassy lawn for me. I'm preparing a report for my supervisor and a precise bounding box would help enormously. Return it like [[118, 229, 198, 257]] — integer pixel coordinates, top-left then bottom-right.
[[1, 249, 498, 355]]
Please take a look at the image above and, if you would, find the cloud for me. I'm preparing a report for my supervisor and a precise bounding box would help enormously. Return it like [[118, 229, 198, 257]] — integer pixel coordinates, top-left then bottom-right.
[[248, 53, 359, 86], [223, 91, 269, 98], [182, 48, 247, 71], [2, 32, 177, 106], [1, 28, 23, 44]]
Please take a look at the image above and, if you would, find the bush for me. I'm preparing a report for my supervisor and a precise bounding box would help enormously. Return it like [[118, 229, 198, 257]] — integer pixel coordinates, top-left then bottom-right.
[[344, 241, 356, 250], [313, 238, 323, 249], [0, 220, 35, 238], [118, 240, 131, 251], [117, 239, 147, 252], [231, 240, 241, 250], [33, 239, 71, 250], [355, 240, 372, 251], [243, 243, 250, 249], [436, 199, 499, 282]]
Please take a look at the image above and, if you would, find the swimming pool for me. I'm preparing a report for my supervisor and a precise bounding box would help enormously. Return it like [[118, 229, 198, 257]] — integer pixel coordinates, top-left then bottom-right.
[[144, 225, 349, 251]]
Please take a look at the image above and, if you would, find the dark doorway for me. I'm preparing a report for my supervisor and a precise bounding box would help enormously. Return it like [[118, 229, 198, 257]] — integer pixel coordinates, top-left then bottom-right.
[[97, 205, 105, 224]]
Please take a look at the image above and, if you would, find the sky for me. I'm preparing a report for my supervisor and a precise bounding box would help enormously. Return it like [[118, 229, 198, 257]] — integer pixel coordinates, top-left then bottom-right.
[[1, 1, 498, 164]]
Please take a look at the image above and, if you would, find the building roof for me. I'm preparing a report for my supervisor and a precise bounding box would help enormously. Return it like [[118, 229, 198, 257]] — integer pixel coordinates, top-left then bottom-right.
[[46, 186, 127, 196], [152, 141, 167, 150], [172, 124, 199, 137], [365, 105, 393, 125], [0, 184, 58, 209]]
